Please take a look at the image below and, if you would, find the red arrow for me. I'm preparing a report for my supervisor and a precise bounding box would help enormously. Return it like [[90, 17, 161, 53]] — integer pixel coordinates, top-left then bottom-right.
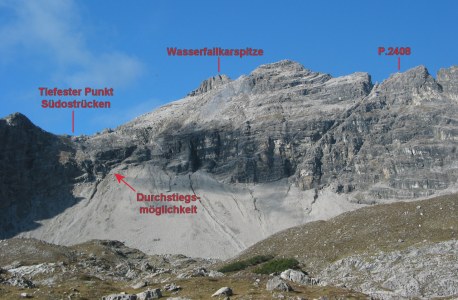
[[114, 173, 136, 192]]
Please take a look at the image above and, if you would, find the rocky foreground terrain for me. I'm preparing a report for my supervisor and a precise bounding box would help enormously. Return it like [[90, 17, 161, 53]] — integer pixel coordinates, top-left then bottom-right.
[[0, 238, 366, 299], [0, 194, 456, 299]]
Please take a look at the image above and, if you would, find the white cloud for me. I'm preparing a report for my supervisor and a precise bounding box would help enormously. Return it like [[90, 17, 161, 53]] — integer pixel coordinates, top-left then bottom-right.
[[65, 52, 144, 87], [0, 0, 144, 87]]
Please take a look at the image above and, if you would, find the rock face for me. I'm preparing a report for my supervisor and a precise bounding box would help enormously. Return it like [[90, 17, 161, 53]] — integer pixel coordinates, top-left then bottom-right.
[[105, 61, 458, 198], [188, 74, 231, 97], [0, 113, 83, 238], [1, 60, 458, 258]]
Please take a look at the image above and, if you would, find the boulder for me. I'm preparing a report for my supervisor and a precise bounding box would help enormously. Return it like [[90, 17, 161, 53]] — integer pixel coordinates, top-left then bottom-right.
[[266, 277, 293, 292], [6, 276, 35, 288], [208, 270, 225, 278], [280, 269, 309, 285], [164, 283, 181, 292], [136, 289, 162, 300], [211, 287, 233, 297], [132, 281, 147, 289]]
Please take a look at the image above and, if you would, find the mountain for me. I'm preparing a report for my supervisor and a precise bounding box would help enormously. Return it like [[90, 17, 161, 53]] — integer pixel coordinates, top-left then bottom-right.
[[1, 60, 458, 259]]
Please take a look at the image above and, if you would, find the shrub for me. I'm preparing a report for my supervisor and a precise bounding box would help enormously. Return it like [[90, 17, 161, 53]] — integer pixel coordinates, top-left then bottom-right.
[[253, 258, 299, 274], [218, 255, 273, 273]]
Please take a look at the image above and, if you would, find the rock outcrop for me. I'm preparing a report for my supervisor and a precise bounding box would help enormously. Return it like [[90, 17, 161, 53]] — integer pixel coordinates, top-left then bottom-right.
[[319, 240, 458, 299], [280, 269, 309, 285], [211, 286, 232, 297], [187, 74, 231, 97], [266, 276, 293, 292]]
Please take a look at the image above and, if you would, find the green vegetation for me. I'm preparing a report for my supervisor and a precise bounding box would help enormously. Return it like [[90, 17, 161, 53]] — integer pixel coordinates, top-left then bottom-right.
[[253, 258, 299, 274], [218, 255, 273, 273]]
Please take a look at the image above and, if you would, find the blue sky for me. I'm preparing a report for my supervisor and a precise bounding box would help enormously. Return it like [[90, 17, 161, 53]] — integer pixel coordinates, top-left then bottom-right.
[[0, 0, 457, 135]]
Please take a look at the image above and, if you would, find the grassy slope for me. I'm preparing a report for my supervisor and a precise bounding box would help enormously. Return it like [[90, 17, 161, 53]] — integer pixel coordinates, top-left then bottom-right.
[[0, 276, 368, 300], [0, 239, 76, 266], [222, 193, 457, 274]]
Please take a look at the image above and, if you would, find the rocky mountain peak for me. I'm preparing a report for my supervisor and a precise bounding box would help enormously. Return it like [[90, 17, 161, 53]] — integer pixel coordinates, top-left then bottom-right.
[[3, 112, 35, 129], [437, 65, 458, 95], [404, 65, 438, 86], [375, 65, 443, 105], [247, 60, 331, 94], [250, 59, 309, 75], [437, 65, 458, 81], [187, 74, 231, 97], [385, 65, 432, 84]]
